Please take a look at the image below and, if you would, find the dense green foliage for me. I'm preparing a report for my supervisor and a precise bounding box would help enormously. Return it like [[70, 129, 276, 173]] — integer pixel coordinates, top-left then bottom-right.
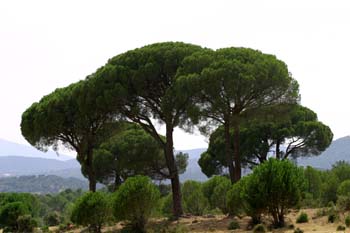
[[92, 124, 188, 190], [0, 202, 30, 231], [113, 176, 160, 233], [199, 105, 333, 177], [181, 180, 209, 215], [180, 47, 300, 182], [71, 192, 111, 233], [202, 176, 231, 213], [227, 159, 305, 227]]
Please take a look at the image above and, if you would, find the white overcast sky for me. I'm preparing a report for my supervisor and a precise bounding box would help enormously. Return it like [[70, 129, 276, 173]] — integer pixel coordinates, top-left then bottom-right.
[[1, 0, 350, 151]]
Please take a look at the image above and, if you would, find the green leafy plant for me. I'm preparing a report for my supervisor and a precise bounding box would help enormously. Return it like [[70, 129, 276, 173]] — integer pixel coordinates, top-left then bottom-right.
[[227, 220, 240, 230], [253, 224, 266, 233], [71, 192, 112, 233], [296, 212, 308, 223], [113, 176, 160, 233], [337, 225, 346, 231], [182, 180, 209, 215]]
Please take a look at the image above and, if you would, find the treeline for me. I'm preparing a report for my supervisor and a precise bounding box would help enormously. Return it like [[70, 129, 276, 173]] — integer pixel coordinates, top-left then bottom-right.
[[0, 175, 88, 193], [3, 160, 350, 232]]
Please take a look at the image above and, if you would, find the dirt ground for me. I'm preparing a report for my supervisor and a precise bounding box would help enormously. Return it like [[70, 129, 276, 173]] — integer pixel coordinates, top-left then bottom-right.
[[2, 208, 348, 233], [95, 208, 350, 233]]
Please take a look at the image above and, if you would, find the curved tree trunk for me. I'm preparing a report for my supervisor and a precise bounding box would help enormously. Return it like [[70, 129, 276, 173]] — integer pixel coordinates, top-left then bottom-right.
[[165, 123, 183, 218]]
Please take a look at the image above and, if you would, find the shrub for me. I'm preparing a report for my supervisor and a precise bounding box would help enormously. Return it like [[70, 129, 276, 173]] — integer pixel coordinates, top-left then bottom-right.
[[44, 211, 61, 226], [253, 224, 266, 233], [202, 176, 231, 212], [337, 180, 350, 196], [160, 194, 173, 217], [345, 215, 350, 227], [113, 176, 160, 233], [337, 225, 346, 231], [226, 176, 254, 218], [71, 191, 111, 233], [294, 228, 304, 233], [182, 180, 209, 215], [0, 201, 29, 231], [243, 159, 305, 227], [296, 212, 308, 223], [210, 178, 231, 214], [336, 195, 350, 211], [328, 212, 339, 223], [227, 220, 240, 230], [17, 215, 38, 233]]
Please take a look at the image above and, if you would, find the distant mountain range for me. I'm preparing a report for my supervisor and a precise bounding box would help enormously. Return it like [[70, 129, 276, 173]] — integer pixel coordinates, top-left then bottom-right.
[[0, 138, 74, 161], [2, 136, 350, 193]]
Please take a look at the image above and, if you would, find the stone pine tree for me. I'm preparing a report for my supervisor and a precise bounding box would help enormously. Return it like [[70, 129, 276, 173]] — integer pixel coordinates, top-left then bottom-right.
[[198, 104, 333, 177], [21, 74, 121, 191], [89, 124, 188, 191], [179, 47, 300, 182], [93, 42, 204, 217]]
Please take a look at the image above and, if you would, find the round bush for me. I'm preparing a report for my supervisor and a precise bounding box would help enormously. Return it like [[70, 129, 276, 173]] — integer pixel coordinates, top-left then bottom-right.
[[182, 180, 209, 216], [253, 224, 266, 233], [337, 180, 350, 196], [17, 215, 38, 233], [296, 212, 308, 223], [345, 215, 350, 227], [243, 159, 305, 227], [228, 220, 240, 230], [294, 228, 304, 233], [71, 192, 111, 233], [0, 201, 29, 231], [113, 176, 160, 233], [337, 225, 346, 231]]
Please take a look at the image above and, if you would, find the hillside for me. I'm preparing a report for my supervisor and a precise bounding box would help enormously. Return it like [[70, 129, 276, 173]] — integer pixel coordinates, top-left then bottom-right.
[[0, 175, 88, 194], [0, 156, 80, 177], [297, 136, 350, 169], [0, 138, 74, 161]]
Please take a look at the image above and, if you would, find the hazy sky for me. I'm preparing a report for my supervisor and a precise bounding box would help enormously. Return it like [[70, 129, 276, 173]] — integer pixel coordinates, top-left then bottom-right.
[[1, 0, 350, 151]]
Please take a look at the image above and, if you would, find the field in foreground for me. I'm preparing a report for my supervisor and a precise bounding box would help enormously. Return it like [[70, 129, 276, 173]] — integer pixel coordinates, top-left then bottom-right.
[[49, 208, 350, 233]]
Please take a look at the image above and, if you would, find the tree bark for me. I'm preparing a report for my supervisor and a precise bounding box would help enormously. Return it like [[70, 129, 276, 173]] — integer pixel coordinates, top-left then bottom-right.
[[86, 148, 97, 192], [165, 123, 183, 218], [276, 139, 281, 160], [224, 121, 235, 183], [233, 119, 241, 182]]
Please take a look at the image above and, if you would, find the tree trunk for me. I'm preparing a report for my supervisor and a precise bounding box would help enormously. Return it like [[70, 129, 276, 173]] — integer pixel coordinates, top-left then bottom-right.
[[233, 120, 241, 182], [165, 123, 183, 218], [86, 148, 97, 192], [224, 121, 235, 183], [276, 139, 281, 160]]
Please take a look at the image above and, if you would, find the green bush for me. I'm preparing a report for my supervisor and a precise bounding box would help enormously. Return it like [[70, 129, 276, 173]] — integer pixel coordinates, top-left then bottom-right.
[[294, 228, 304, 233], [242, 159, 305, 227], [71, 191, 111, 233], [337, 180, 350, 196], [17, 215, 38, 233], [328, 212, 339, 223], [227, 220, 240, 230], [345, 215, 350, 227], [253, 224, 266, 233], [210, 178, 231, 214], [296, 212, 308, 223], [182, 180, 209, 216], [0, 201, 30, 231], [337, 225, 346, 231], [336, 195, 350, 211], [44, 211, 61, 226], [202, 176, 231, 213], [226, 176, 252, 218], [160, 194, 173, 217], [113, 176, 160, 233]]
